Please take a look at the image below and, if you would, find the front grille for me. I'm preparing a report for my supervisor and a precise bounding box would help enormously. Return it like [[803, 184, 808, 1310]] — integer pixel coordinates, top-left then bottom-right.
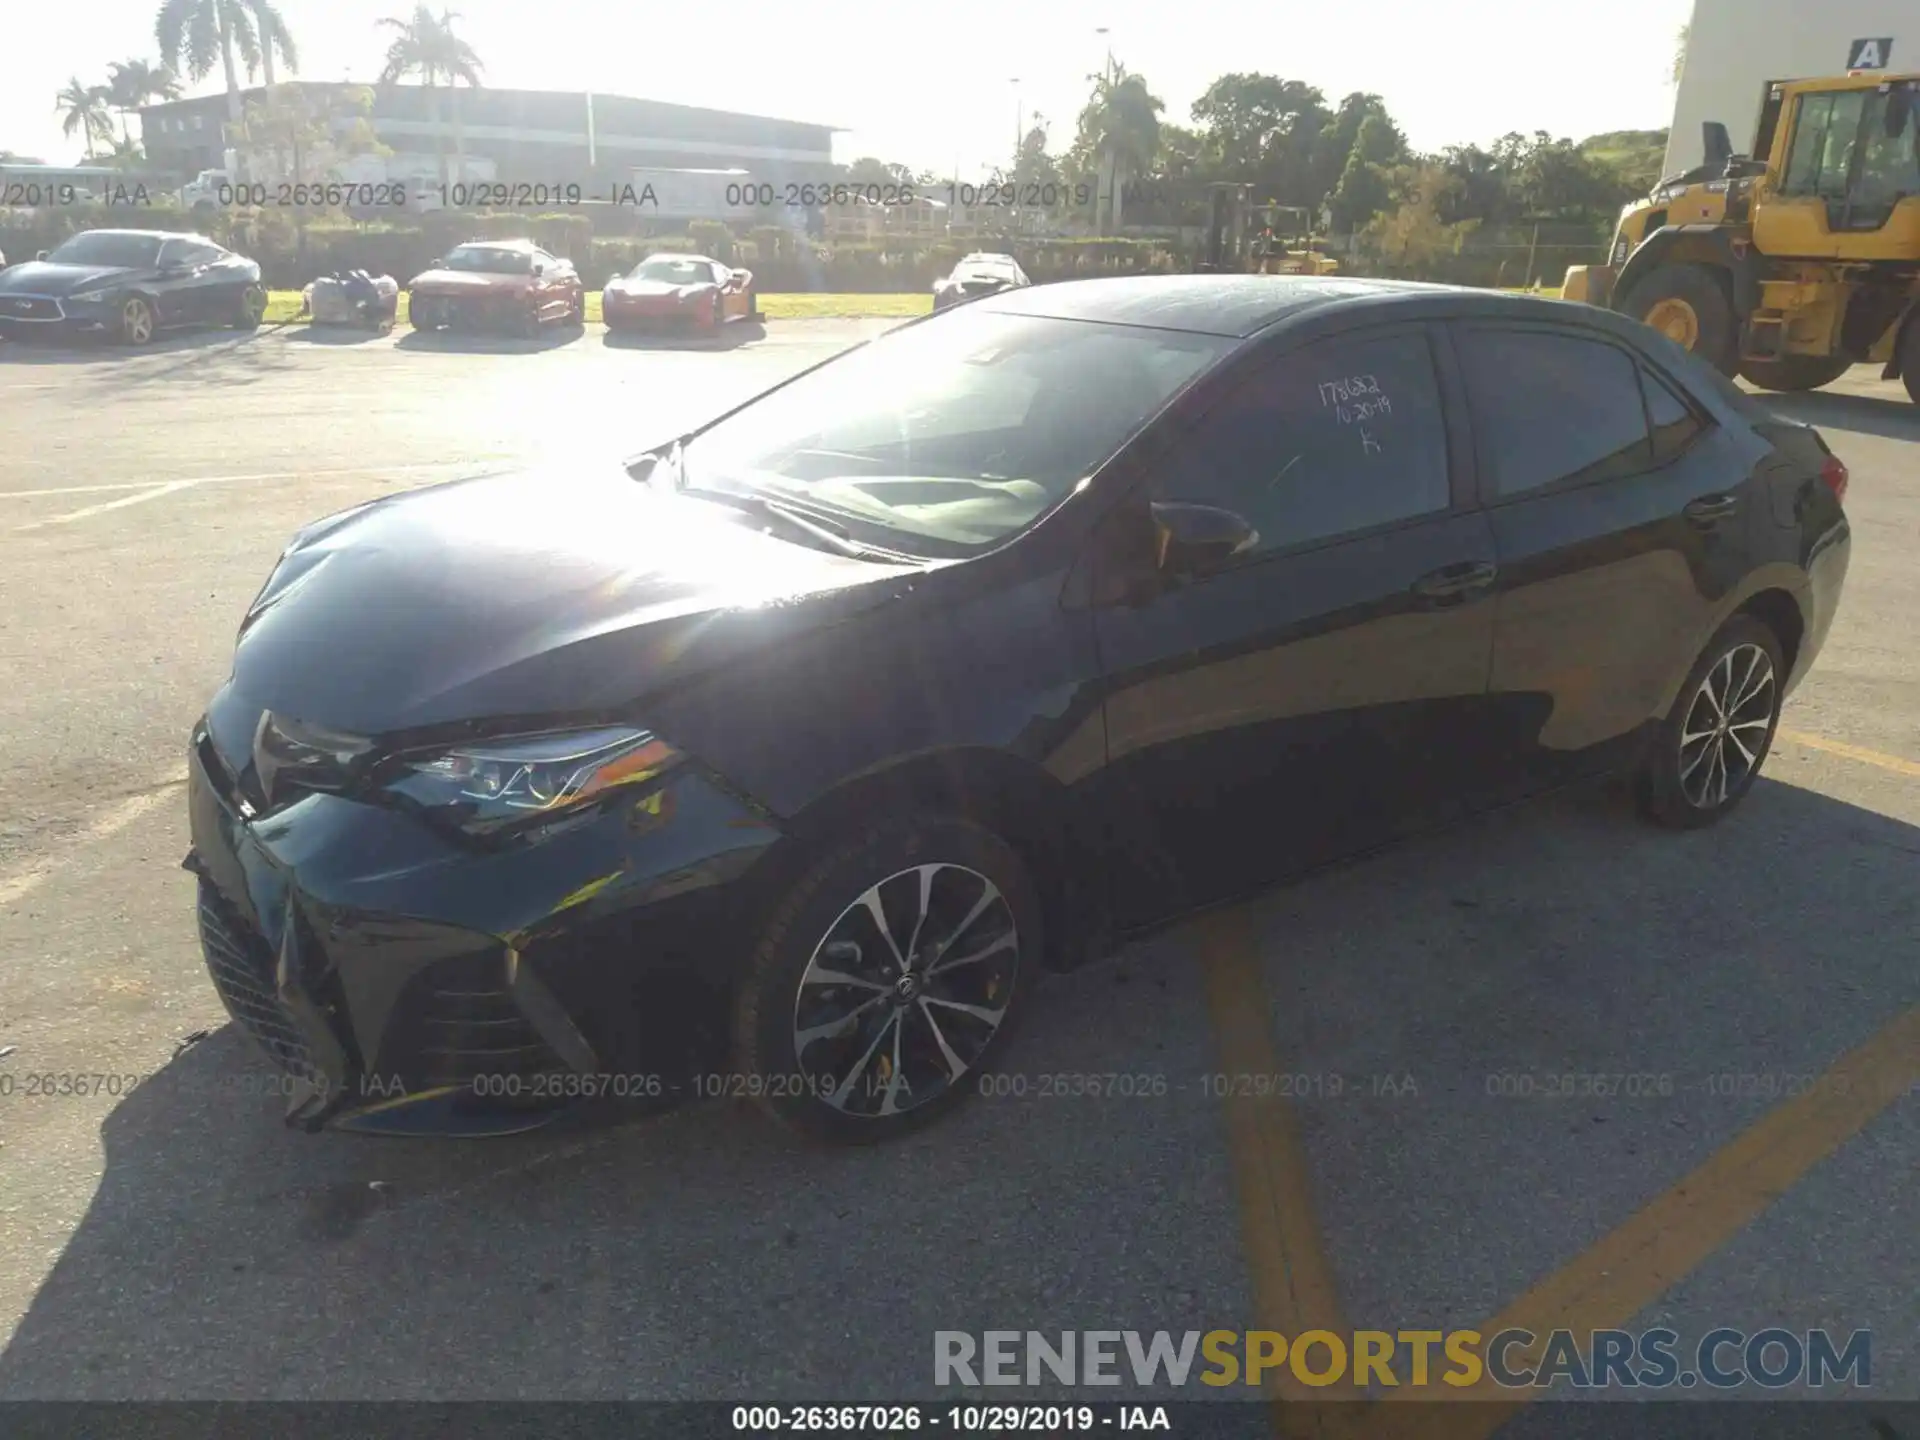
[[0, 295, 62, 320], [381, 953, 564, 1089], [195, 880, 320, 1084]]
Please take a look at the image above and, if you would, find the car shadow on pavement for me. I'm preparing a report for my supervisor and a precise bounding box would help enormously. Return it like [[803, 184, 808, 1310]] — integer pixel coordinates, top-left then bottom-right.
[[1, 774, 1915, 1398], [0, 327, 279, 366], [395, 326, 586, 354], [279, 325, 396, 346], [1756, 388, 1920, 443], [602, 321, 768, 353]]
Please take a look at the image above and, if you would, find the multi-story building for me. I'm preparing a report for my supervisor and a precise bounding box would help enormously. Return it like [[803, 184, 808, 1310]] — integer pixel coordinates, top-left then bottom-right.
[[138, 82, 838, 195]]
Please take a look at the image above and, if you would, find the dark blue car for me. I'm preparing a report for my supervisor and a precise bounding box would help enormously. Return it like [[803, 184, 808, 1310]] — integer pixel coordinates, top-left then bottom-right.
[[0, 228, 266, 344]]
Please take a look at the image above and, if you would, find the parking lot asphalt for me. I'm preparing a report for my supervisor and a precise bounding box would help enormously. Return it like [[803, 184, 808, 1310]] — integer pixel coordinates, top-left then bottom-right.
[[0, 322, 1914, 1418]]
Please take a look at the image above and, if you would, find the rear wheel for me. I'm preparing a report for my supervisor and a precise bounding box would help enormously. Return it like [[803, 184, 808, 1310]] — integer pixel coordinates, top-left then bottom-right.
[[1637, 615, 1784, 830], [118, 295, 156, 346], [731, 816, 1039, 1145], [1619, 263, 1738, 376], [1739, 354, 1852, 392]]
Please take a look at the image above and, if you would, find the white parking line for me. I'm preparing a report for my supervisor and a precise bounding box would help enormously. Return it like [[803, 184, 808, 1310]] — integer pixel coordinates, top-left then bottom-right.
[[0, 774, 188, 910], [5, 460, 512, 533]]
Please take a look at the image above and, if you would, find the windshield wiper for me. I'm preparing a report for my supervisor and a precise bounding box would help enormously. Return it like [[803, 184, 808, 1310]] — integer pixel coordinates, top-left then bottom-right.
[[677, 483, 889, 562]]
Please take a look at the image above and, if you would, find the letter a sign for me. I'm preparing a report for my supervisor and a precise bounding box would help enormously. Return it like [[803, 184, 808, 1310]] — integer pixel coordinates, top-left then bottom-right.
[[1847, 37, 1892, 70]]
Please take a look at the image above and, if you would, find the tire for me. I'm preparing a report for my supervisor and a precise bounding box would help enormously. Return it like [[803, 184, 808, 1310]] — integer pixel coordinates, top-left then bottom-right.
[[1739, 354, 1851, 392], [567, 287, 585, 327], [231, 283, 267, 330], [1636, 614, 1785, 830], [1901, 321, 1920, 406], [1618, 263, 1739, 377], [745, 286, 759, 320], [731, 816, 1040, 1145], [118, 295, 156, 346], [517, 300, 542, 338], [709, 292, 724, 333]]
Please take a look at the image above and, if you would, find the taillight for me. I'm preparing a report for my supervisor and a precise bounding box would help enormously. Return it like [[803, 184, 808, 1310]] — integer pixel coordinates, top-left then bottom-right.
[[1820, 453, 1848, 504]]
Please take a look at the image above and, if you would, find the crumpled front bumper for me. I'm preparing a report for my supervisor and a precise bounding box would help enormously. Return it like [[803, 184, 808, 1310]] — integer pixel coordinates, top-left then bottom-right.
[[182, 721, 785, 1135]]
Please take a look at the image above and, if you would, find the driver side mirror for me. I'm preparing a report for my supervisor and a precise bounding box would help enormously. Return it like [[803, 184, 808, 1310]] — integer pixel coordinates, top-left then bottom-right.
[[1151, 500, 1258, 578]]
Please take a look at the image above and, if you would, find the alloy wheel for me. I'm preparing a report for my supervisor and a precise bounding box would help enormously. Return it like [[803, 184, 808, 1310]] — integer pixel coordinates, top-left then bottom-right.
[[121, 297, 154, 345], [1677, 642, 1775, 808], [790, 862, 1019, 1119]]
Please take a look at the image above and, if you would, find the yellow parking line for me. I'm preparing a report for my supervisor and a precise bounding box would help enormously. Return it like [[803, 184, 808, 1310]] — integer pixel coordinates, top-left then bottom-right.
[[1777, 728, 1920, 780], [1196, 906, 1355, 1434], [1368, 1004, 1920, 1440]]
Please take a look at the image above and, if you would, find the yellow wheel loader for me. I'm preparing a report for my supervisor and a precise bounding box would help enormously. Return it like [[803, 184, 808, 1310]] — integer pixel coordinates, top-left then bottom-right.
[[1564, 71, 1920, 400]]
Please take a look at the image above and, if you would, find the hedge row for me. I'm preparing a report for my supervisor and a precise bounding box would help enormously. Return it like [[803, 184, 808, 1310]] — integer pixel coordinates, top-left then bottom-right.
[[0, 202, 1184, 290]]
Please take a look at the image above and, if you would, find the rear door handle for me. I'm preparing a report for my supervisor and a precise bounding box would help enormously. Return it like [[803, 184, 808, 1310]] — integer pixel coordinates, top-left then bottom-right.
[[1411, 559, 1498, 601], [1683, 493, 1741, 525]]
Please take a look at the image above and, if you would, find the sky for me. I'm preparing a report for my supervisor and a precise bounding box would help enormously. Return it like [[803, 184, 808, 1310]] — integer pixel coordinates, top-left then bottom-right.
[[9, 0, 1695, 174]]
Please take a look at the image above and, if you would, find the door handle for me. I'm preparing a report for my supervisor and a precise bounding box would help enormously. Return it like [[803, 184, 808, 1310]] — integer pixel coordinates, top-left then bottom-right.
[[1683, 493, 1741, 525], [1411, 559, 1498, 601]]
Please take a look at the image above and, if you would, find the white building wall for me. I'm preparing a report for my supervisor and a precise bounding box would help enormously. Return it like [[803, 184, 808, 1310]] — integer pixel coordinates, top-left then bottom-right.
[[1668, 0, 1912, 174]]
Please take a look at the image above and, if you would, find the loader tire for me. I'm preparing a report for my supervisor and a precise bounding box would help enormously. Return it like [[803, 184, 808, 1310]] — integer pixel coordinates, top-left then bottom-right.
[[1739, 355, 1852, 392], [1619, 263, 1739, 377]]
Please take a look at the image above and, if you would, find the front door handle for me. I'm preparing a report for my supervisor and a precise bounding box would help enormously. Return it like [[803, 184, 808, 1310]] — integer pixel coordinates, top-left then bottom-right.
[[1411, 559, 1498, 602], [1683, 493, 1741, 526]]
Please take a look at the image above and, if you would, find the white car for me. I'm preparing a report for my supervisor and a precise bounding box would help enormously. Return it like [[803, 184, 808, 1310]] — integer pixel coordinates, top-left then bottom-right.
[[933, 252, 1030, 310]]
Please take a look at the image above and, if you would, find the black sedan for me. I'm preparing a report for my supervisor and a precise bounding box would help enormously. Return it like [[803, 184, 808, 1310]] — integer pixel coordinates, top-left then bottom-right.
[[0, 229, 266, 344], [933, 251, 1029, 310], [185, 276, 1850, 1143]]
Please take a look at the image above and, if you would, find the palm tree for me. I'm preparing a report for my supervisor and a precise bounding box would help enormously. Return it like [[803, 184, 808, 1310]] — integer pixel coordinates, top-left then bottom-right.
[[155, 0, 261, 137], [378, 5, 483, 187], [1078, 65, 1163, 231], [55, 78, 115, 159], [244, 0, 298, 87], [104, 58, 182, 145]]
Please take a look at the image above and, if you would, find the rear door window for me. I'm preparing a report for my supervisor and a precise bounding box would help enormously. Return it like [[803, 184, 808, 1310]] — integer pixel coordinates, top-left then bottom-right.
[[1454, 327, 1654, 499]]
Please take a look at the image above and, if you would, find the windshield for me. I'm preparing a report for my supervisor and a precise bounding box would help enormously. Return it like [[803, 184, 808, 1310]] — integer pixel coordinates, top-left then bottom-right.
[[441, 245, 533, 274], [44, 233, 162, 268], [633, 257, 714, 284], [680, 308, 1231, 556]]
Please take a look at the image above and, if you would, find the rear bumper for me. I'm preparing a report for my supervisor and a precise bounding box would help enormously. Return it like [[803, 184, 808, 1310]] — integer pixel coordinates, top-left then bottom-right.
[[183, 717, 786, 1135]]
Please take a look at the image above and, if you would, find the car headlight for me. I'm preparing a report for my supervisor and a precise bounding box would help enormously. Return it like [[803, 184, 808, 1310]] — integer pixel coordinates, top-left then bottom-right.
[[385, 726, 682, 833], [69, 287, 115, 303]]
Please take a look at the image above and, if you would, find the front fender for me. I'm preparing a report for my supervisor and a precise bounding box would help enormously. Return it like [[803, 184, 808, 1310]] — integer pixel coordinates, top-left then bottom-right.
[[1611, 224, 1760, 318]]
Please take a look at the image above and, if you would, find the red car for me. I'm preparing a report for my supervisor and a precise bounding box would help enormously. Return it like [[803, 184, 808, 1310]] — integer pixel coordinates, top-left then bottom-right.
[[407, 239, 584, 335], [602, 252, 757, 334]]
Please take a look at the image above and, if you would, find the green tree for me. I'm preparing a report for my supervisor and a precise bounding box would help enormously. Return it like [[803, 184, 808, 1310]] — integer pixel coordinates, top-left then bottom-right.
[[155, 0, 260, 136], [1361, 162, 1481, 275], [1190, 73, 1331, 207], [1315, 92, 1402, 199], [241, 83, 378, 187], [1328, 114, 1398, 232], [104, 59, 181, 145], [55, 78, 114, 159], [377, 5, 484, 187]]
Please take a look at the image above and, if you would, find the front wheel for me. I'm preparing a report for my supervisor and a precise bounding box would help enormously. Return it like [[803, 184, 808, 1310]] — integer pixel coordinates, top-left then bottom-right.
[[1637, 615, 1784, 829], [1739, 355, 1851, 392], [567, 287, 585, 327], [231, 282, 267, 330], [1618, 263, 1738, 377], [731, 817, 1039, 1145]]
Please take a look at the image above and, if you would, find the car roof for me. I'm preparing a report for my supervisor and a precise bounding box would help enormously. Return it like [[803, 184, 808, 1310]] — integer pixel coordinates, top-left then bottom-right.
[[642, 252, 718, 264], [971, 274, 1628, 340], [70, 228, 205, 243]]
